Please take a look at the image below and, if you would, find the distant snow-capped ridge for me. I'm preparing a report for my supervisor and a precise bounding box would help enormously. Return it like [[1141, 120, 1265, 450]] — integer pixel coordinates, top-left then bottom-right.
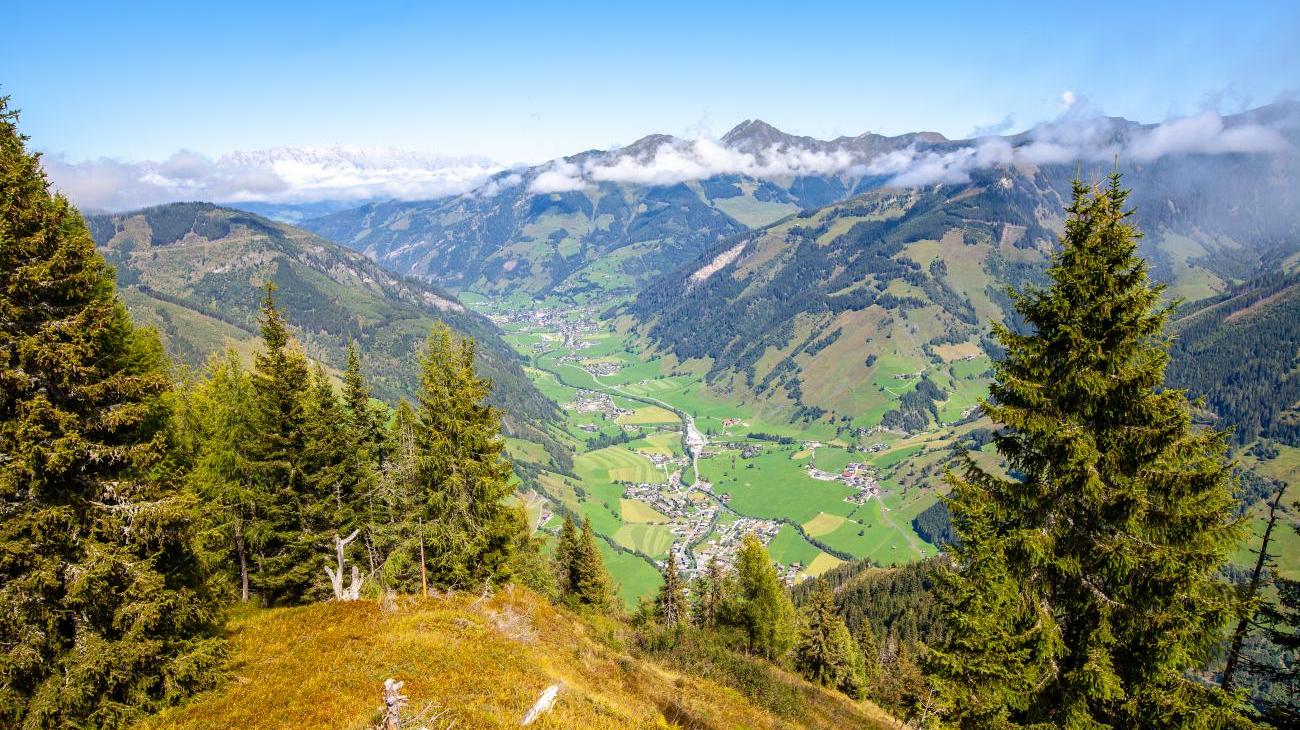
[[43, 144, 506, 213], [46, 102, 1298, 213]]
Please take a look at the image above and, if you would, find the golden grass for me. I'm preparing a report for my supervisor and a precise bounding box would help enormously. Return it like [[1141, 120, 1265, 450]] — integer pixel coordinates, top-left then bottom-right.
[[616, 405, 680, 425], [138, 589, 902, 730], [802, 512, 847, 538], [621, 498, 671, 524], [804, 552, 845, 578]]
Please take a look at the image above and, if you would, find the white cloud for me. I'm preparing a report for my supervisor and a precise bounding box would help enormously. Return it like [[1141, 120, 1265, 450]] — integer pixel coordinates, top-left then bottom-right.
[[528, 160, 587, 193], [42, 145, 503, 212], [43, 105, 1298, 210], [1127, 111, 1289, 160]]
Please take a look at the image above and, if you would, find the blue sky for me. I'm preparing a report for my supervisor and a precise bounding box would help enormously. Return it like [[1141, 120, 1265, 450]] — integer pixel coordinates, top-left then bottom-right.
[[4, 0, 1297, 164]]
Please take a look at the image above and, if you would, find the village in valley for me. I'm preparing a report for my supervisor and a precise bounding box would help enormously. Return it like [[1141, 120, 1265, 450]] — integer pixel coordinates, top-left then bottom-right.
[[482, 298, 942, 602]]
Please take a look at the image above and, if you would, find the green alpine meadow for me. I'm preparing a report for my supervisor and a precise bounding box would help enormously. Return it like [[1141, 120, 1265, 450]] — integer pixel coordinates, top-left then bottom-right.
[[3, 2, 1298, 726]]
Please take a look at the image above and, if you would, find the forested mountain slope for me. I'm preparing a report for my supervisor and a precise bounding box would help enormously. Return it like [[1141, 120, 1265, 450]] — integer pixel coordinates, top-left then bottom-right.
[[1168, 271, 1300, 445], [87, 202, 557, 433], [621, 146, 1300, 430]]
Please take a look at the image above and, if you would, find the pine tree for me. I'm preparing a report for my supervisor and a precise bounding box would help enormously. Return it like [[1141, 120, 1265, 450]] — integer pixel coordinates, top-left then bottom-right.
[[853, 618, 882, 695], [246, 284, 316, 605], [554, 514, 580, 597], [692, 555, 729, 628], [342, 340, 386, 467], [0, 98, 224, 727], [655, 549, 688, 631], [932, 175, 1248, 727], [1253, 561, 1300, 724], [794, 581, 864, 696], [180, 349, 265, 603], [570, 518, 615, 612], [733, 532, 796, 660], [412, 322, 524, 589]]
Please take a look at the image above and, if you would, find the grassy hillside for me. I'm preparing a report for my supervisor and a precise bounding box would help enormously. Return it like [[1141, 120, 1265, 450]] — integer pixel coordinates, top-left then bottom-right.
[[142, 590, 900, 730], [87, 202, 559, 443]]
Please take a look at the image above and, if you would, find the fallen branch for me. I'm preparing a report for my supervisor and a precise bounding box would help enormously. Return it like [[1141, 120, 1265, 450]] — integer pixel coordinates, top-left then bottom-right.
[[520, 684, 561, 726]]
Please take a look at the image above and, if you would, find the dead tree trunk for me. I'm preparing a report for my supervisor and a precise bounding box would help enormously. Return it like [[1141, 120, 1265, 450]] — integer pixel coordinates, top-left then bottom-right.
[[1222, 481, 1288, 691], [324, 529, 364, 601], [380, 678, 406, 730], [419, 518, 428, 599], [235, 528, 250, 603]]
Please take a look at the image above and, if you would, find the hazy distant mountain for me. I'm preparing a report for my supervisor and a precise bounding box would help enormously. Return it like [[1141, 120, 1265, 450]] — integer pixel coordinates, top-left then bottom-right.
[[302, 103, 1300, 302]]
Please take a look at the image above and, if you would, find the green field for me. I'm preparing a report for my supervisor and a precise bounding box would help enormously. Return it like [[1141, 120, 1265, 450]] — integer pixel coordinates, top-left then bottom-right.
[[574, 446, 664, 485], [481, 296, 958, 605]]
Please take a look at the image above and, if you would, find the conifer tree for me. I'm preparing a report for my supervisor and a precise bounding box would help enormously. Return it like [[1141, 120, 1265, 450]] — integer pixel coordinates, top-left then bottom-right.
[[0, 98, 223, 726], [570, 518, 615, 612], [794, 582, 864, 697], [655, 549, 688, 631], [853, 614, 883, 695], [692, 555, 729, 628], [246, 284, 316, 604], [554, 514, 580, 597], [181, 349, 264, 603], [733, 532, 796, 660], [342, 340, 386, 467], [932, 175, 1248, 727], [412, 322, 524, 589]]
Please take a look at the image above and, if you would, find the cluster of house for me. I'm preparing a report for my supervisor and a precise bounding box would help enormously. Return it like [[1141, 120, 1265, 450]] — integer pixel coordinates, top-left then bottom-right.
[[687, 516, 783, 580], [563, 390, 633, 420]]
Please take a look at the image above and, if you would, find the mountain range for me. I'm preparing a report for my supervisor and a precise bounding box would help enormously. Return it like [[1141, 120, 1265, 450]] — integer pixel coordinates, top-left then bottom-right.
[[300, 103, 1300, 304], [85, 203, 558, 441]]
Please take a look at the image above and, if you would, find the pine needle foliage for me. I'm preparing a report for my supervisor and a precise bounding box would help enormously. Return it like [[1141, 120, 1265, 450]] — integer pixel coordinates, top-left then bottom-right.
[[931, 175, 1249, 728], [410, 322, 524, 590], [0, 97, 224, 728]]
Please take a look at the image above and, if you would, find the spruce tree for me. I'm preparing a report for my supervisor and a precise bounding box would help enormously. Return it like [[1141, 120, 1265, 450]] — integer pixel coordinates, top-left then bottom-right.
[[733, 532, 796, 660], [794, 582, 864, 697], [0, 98, 223, 727], [655, 549, 688, 631], [692, 555, 729, 628], [932, 175, 1248, 727], [554, 514, 580, 597], [342, 340, 386, 467], [570, 518, 615, 612], [246, 284, 315, 605], [412, 322, 524, 589], [180, 349, 265, 603]]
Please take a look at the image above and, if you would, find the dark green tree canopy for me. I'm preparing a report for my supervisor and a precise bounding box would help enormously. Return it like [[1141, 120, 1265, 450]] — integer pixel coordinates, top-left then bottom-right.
[[933, 175, 1248, 727], [0, 98, 223, 728]]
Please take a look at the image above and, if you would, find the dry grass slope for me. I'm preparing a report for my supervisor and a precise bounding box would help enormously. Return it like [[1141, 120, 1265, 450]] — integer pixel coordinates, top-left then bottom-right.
[[141, 589, 900, 730]]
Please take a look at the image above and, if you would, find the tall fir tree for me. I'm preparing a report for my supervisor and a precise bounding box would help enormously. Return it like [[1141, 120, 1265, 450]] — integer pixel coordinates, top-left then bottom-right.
[[932, 175, 1248, 727], [180, 349, 265, 603], [655, 549, 688, 631], [732, 532, 796, 661], [0, 98, 224, 727], [246, 284, 316, 605], [342, 340, 386, 468], [794, 582, 865, 698], [554, 514, 580, 597], [692, 555, 730, 629], [570, 518, 615, 612], [412, 322, 524, 589]]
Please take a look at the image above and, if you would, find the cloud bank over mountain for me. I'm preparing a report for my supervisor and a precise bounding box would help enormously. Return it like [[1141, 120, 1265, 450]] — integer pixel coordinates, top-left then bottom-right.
[[43, 103, 1297, 211], [42, 146, 502, 211]]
